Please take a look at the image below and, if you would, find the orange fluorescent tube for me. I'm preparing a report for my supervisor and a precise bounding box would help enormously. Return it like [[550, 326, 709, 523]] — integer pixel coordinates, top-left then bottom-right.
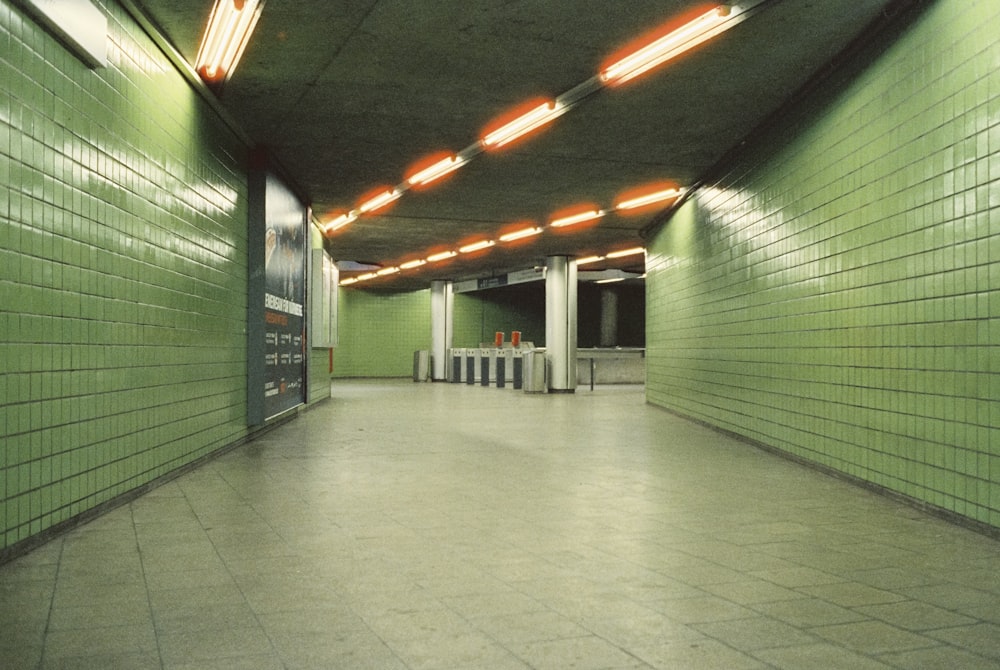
[[426, 251, 457, 263], [550, 209, 605, 228], [356, 272, 378, 281], [481, 100, 567, 149], [459, 240, 496, 254], [499, 226, 543, 242], [399, 259, 426, 270], [323, 210, 358, 233], [357, 188, 402, 214], [575, 255, 605, 266], [600, 6, 731, 86], [616, 187, 682, 211], [340, 277, 359, 286], [376, 266, 400, 276], [606, 247, 646, 259], [195, 0, 265, 83], [406, 154, 467, 186]]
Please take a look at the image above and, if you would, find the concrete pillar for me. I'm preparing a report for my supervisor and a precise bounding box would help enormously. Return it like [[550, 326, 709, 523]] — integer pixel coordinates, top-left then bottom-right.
[[599, 288, 618, 347], [545, 256, 577, 392], [430, 280, 453, 381]]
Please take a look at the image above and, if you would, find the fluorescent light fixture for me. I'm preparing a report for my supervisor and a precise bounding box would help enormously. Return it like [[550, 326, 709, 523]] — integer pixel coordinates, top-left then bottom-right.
[[575, 255, 605, 266], [376, 266, 399, 276], [323, 210, 358, 233], [356, 272, 378, 281], [481, 100, 567, 148], [499, 226, 543, 242], [407, 154, 467, 186], [616, 187, 682, 211], [595, 277, 625, 284], [426, 250, 457, 263], [340, 277, 359, 286], [550, 209, 605, 228], [399, 259, 427, 270], [600, 5, 732, 85], [195, 0, 265, 84], [459, 240, 496, 254], [606, 247, 646, 259], [358, 188, 401, 214]]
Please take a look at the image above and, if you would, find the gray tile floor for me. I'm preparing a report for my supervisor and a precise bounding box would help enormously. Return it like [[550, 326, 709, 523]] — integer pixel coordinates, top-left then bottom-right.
[[3, 380, 1000, 669]]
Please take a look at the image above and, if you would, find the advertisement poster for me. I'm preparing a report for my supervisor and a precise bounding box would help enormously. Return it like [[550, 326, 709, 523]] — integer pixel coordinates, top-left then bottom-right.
[[263, 175, 306, 419]]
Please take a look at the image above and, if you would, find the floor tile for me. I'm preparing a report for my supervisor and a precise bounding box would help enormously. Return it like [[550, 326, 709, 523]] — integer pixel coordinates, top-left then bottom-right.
[[512, 635, 647, 670], [811, 619, 939, 655], [926, 623, 1000, 660], [752, 642, 894, 669], [878, 645, 1000, 669], [693, 615, 819, 651], [2, 381, 999, 668], [855, 599, 978, 631]]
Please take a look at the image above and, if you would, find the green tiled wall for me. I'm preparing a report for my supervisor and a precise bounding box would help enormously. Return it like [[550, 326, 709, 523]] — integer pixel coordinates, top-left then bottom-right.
[[646, 0, 1000, 528], [333, 289, 431, 377], [0, 1, 250, 550]]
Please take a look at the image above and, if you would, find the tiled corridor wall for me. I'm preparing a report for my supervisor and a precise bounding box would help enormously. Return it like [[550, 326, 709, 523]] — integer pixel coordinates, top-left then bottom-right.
[[647, 0, 1000, 529], [0, 1, 250, 551], [333, 289, 431, 377]]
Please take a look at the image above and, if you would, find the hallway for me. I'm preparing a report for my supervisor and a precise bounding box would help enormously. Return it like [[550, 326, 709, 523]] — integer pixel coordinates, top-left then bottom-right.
[[2, 381, 1000, 669]]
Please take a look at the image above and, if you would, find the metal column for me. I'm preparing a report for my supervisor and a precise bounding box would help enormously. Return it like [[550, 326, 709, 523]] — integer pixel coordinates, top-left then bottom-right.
[[545, 256, 577, 393], [430, 280, 453, 381]]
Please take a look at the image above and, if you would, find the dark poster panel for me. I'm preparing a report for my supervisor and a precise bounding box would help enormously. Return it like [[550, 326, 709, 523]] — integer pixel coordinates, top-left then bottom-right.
[[262, 174, 306, 419]]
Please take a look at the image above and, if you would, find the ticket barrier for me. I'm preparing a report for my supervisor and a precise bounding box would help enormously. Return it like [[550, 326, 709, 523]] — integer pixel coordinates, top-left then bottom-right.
[[480, 347, 494, 387], [466, 348, 481, 385], [449, 348, 465, 383]]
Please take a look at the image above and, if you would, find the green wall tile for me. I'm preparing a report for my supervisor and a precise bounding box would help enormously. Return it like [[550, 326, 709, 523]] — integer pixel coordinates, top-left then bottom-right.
[[646, 0, 1000, 528], [0, 0, 253, 551]]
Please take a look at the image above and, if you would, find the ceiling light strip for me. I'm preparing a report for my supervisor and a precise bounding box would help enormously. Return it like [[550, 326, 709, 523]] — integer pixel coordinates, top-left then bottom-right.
[[550, 209, 605, 228], [605, 247, 646, 259], [481, 101, 567, 149], [195, 0, 264, 82], [600, 5, 734, 86], [358, 188, 402, 214], [407, 155, 467, 186], [499, 226, 543, 242], [426, 250, 457, 263], [616, 187, 683, 210], [459, 240, 496, 254]]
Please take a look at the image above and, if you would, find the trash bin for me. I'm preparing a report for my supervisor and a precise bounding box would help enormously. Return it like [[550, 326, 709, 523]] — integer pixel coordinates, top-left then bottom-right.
[[412, 350, 429, 382], [522, 349, 547, 393]]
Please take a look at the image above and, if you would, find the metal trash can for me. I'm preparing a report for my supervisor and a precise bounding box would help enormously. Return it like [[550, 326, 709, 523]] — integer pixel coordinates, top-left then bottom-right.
[[412, 350, 429, 382], [522, 349, 547, 393]]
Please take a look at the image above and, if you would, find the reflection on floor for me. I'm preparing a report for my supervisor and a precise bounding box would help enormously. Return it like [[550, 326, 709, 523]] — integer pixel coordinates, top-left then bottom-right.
[[3, 380, 1000, 669]]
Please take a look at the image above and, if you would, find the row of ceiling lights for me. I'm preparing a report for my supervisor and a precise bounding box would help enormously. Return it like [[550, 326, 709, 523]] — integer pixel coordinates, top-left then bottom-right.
[[339, 184, 683, 285], [191, 2, 746, 285], [321, 4, 738, 237]]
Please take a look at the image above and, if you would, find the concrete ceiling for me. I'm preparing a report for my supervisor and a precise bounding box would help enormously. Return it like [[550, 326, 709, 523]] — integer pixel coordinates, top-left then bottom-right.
[[133, 0, 903, 288]]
